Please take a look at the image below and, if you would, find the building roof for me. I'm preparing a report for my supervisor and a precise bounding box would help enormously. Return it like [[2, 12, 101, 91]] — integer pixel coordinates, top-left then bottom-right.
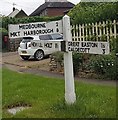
[[8, 8, 20, 18], [30, 2, 74, 16], [8, 8, 27, 18]]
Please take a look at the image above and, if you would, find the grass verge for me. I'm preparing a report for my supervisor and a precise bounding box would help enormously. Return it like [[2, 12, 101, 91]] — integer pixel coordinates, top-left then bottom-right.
[[2, 68, 116, 118]]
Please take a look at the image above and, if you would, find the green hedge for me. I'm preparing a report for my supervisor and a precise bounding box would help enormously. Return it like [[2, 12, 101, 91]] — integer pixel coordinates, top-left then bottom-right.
[[2, 16, 63, 30]]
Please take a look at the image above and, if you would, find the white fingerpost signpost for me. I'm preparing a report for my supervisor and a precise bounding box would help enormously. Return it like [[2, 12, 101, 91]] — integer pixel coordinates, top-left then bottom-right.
[[8, 15, 110, 105], [62, 15, 76, 104]]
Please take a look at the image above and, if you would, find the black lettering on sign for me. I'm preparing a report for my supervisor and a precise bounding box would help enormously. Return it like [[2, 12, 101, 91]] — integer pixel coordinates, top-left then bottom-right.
[[55, 43, 58, 48], [68, 47, 90, 53], [68, 42, 80, 47], [68, 47, 73, 51], [56, 28, 59, 32], [44, 43, 52, 48], [31, 42, 37, 47], [101, 43, 105, 48], [23, 29, 54, 36], [56, 22, 59, 32], [32, 42, 43, 47], [10, 31, 20, 37], [102, 49, 105, 54], [19, 23, 46, 30], [79, 48, 90, 53], [38, 43, 43, 47], [56, 22, 58, 27], [81, 42, 98, 48]]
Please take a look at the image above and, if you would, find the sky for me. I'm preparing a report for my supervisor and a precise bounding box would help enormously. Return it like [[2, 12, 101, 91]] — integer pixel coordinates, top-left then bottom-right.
[[0, 0, 80, 16]]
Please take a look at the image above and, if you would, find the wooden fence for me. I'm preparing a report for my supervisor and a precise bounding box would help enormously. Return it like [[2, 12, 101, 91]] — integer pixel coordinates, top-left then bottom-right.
[[71, 20, 118, 41]]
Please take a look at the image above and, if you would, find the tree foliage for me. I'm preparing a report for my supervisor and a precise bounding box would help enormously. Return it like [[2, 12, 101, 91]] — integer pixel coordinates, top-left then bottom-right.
[[68, 2, 118, 24]]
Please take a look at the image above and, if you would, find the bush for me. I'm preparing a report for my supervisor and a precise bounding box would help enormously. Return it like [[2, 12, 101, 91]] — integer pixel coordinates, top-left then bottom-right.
[[53, 52, 63, 63], [72, 52, 83, 76], [51, 52, 83, 76], [87, 54, 117, 80]]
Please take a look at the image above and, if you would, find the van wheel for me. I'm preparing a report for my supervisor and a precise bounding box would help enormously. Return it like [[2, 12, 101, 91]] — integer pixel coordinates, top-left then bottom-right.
[[34, 50, 44, 61], [20, 56, 30, 60]]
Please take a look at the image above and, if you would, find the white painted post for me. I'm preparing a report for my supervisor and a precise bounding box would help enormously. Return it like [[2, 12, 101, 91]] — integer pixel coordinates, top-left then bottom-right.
[[62, 15, 76, 104]]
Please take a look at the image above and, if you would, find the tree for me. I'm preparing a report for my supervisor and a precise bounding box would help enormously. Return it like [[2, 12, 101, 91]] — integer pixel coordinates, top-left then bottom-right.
[[68, 2, 118, 24]]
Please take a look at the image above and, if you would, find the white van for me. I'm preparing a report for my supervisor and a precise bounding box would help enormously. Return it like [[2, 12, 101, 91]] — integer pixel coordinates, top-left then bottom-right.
[[18, 33, 63, 60]]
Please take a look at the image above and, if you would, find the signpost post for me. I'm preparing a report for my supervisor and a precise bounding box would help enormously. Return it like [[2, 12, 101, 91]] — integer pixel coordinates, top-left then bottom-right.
[[62, 15, 76, 104]]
